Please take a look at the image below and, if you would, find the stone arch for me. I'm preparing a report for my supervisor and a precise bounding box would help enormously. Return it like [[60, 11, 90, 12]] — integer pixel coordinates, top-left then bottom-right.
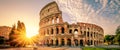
[[67, 39, 71, 46], [51, 28, 53, 34], [69, 29, 72, 34], [56, 17, 59, 23], [46, 39, 49, 46], [74, 29, 78, 32], [80, 39, 83, 46], [91, 40, 93, 45], [61, 27, 64, 34], [56, 39, 58, 46], [87, 40, 90, 45], [74, 29, 78, 34], [61, 39, 64, 46], [51, 40, 53, 46], [87, 32, 89, 37], [52, 18, 54, 24], [74, 39, 78, 46]]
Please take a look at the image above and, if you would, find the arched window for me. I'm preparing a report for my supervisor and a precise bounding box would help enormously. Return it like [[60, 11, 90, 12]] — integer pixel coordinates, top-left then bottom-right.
[[87, 32, 89, 37], [61, 27, 64, 34], [56, 28, 59, 34], [51, 29, 53, 34], [74, 29, 78, 34], [84, 31, 86, 36], [52, 19, 54, 24], [88, 28, 90, 31], [56, 17, 59, 23], [69, 29, 72, 33]]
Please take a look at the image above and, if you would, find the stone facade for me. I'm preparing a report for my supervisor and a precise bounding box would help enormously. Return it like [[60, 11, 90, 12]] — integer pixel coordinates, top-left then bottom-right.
[[39, 1, 104, 46]]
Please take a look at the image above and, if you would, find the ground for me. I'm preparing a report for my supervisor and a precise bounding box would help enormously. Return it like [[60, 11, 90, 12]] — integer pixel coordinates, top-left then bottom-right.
[[0, 47, 82, 50]]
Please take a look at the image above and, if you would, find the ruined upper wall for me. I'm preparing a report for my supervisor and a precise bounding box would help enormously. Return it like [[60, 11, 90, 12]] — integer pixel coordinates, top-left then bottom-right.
[[40, 1, 61, 20]]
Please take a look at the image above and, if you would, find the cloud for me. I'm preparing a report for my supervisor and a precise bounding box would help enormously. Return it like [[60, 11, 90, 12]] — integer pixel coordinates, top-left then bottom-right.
[[54, 0, 120, 35]]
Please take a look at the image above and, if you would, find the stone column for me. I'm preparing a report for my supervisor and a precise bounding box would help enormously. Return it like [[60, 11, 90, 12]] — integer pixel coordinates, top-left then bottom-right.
[[54, 17, 57, 24], [50, 18, 52, 24], [64, 25, 68, 34], [59, 27, 61, 34], [84, 39, 87, 46], [78, 27, 80, 35], [58, 38, 61, 46], [64, 38, 67, 46], [53, 39, 56, 46], [78, 39, 80, 46], [54, 27, 56, 35], [93, 40, 94, 46], [71, 37, 75, 47], [49, 40, 51, 46]]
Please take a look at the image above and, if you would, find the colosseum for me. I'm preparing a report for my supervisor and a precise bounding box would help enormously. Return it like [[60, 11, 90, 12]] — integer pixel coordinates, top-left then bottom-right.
[[39, 1, 104, 46]]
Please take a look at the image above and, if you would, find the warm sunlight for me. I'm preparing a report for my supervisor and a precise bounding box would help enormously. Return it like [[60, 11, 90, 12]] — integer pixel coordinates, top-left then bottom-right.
[[26, 27, 38, 38]]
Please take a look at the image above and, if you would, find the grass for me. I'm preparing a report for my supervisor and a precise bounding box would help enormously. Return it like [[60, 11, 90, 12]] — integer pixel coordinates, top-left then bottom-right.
[[83, 47, 120, 50]]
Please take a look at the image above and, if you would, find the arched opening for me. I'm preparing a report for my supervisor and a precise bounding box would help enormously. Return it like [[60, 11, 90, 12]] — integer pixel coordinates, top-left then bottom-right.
[[56, 17, 59, 23], [46, 40, 49, 46], [74, 29, 78, 32], [56, 28, 59, 34], [81, 31, 82, 35], [67, 39, 71, 46], [61, 39, 64, 46], [51, 28, 53, 34], [69, 29, 72, 34], [84, 31, 86, 36], [91, 40, 93, 45], [61, 27, 64, 34], [56, 39, 58, 46], [74, 29, 78, 37], [88, 28, 89, 31], [51, 40, 53, 46], [80, 40, 83, 46], [87, 32, 89, 37], [87, 40, 90, 45], [74, 39, 78, 46], [52, 19, 54, 24]]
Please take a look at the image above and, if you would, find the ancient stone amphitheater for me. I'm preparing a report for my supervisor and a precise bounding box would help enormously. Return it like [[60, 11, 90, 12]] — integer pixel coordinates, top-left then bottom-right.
[[39, 1, 104, 46]]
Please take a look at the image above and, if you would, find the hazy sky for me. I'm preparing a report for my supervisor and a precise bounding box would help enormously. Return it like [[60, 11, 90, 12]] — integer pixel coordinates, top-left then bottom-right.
[[0, 0, 120, 35], [0, 0, 53, 35]]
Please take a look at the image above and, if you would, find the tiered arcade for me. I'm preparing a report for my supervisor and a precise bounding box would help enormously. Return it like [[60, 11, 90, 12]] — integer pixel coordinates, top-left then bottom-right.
[[39, 1, 104, 46]]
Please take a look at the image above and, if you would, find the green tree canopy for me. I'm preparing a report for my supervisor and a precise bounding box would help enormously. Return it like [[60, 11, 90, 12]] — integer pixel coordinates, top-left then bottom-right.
[[116, 25, 120, 35]]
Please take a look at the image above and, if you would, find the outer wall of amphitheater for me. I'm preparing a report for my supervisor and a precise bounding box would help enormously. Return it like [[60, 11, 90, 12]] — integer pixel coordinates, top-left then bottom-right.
[[39, 1, 104, 46]]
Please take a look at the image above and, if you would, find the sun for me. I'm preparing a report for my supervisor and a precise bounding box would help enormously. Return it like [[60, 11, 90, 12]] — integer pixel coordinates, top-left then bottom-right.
[[26, 27, 38, 38], [26, 34, 33, 38]]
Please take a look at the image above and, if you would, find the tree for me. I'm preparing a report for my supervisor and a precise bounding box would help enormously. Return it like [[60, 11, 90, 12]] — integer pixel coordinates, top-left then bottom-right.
[[116, 34, 120, 45], [104, 35, 115, 45], [116, 25, 120, 35], [9, 21, 27, 47], [115, 25, 120, 45], [0, 36, 5, 44]]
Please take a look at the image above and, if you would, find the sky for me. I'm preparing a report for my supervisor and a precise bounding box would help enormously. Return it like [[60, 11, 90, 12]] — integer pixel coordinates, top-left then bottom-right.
[[0, 0, 120, 35]]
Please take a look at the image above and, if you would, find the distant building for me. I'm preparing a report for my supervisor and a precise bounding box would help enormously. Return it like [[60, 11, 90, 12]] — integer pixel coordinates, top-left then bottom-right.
[[0, 26, 11, 40], [39, 1, 104, 46]]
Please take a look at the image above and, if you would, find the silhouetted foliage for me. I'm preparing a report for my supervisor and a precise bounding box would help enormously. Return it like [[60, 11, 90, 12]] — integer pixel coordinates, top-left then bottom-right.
[[9, 21, 26, 47]]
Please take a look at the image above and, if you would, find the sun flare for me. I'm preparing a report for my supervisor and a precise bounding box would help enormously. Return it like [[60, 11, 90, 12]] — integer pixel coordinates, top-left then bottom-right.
[[26, 27, 38, 38]]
